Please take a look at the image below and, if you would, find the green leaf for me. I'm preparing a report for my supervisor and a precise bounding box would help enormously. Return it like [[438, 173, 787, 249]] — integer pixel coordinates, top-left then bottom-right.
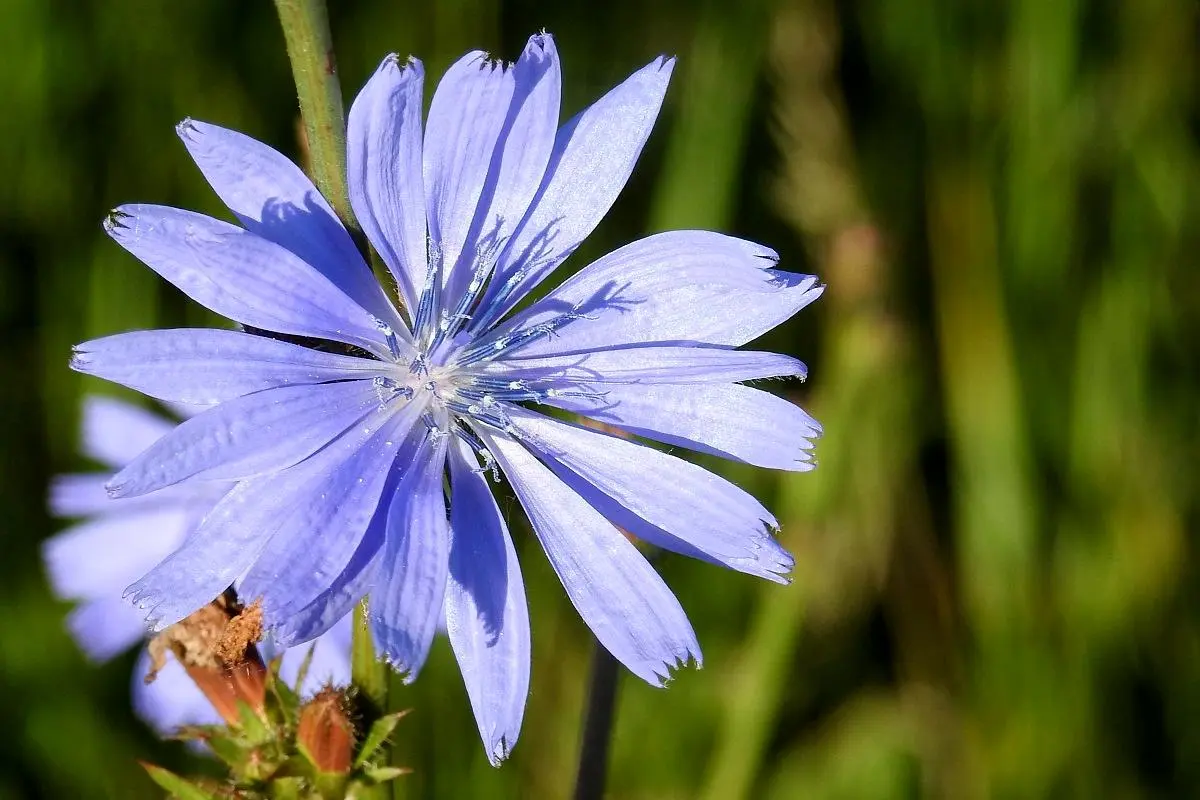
[[140, 763, 216, 800], [353, 710, 410, 768]]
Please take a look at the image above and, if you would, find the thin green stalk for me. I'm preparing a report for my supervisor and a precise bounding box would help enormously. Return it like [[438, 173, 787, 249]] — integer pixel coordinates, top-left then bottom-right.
[[352, 601, 389, 712], [273, 0, 352, 225], [272, 0, 390, 770]]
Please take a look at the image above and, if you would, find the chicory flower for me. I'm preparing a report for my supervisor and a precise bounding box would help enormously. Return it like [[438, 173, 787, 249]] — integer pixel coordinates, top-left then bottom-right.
[[72, 32, 821, 763]]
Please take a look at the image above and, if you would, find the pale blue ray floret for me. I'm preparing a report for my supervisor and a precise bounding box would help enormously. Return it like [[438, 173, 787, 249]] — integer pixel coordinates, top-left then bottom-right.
[[70, 32, 823, 765], [43, 397, 351, 735]]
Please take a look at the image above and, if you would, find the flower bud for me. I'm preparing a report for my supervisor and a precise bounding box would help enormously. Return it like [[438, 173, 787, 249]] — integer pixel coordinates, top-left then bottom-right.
[[297, 687, 355, 774]]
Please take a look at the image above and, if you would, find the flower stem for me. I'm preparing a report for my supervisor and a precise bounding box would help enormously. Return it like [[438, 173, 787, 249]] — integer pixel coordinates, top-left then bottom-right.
[[272, 0, 352, 226], [573, 640, 620, 800], [272, 0, 391, 786]]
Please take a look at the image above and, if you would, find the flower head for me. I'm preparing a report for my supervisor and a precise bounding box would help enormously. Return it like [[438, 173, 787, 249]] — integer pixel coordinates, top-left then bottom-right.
[[72, 32, 822, 764], [44, 397, 351, 734]]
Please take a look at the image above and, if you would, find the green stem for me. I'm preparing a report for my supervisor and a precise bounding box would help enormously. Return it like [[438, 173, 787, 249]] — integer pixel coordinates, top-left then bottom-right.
[[272, 0, 391, 781], [273, 0, 352, 226]]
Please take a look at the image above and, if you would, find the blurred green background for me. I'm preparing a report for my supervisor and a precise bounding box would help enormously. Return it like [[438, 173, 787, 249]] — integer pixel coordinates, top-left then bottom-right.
[[1, 0, 1197, 797]]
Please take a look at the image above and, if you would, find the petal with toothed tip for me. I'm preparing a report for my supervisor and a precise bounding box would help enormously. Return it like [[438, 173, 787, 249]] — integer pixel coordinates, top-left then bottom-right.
[[504, 406, 789, 579], [479, 56, 676, 323], [494, 231, 823, 357], [71, 328, 384, 406], [176, 118, 405, 331], [444, 438, 530, 766], [481, 427, 700, 686], [348, 55, 427, 312], [433, 33, 562, 309], [104, 205, 388, 353], [545, 382, 821, 472]]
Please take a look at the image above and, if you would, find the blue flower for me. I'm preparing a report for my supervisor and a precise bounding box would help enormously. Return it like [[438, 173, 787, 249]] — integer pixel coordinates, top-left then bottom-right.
[[44, 396, 351, 735], [71, 32, 822, 764]]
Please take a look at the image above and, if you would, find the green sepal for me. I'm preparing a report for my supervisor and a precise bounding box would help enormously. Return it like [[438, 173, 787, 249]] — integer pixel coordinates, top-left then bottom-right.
[[203, 729, 253, 769], [292, 643, 318, 696], [362, 766, 410, 783], [140, 762, 217, 800], [353, 710, 409, 768], [271, 754, 316, 781], [170, 723, 226, 743], [311, 771, 350, 799], [268, 776, 306, 800], [267, 668, 301, 727], [237, 700, 275, 747]]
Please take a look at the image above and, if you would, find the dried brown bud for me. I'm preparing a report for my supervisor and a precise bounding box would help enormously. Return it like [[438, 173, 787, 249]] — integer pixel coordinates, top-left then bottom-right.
[[297, 687, 355, 774], [145, 594, 267, 726]]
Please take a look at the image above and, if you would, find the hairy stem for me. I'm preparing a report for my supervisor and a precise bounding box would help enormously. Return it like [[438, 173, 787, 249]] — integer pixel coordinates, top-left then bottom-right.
[[273, 0, 353, 226]]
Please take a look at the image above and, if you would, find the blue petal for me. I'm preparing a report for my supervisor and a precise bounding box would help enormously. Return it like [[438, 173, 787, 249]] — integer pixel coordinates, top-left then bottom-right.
[[237, 398, 428, 621], [270, 521, 384, 648], [495, 345, 807, 384], [506, 408, 791, 582], [369, 434, 451, 681], [176, 119, 404, 331], [78, 396, 174, 468], [481, 56, 675, 321], [500, 231, 823, 356], [108, 380, 382, 498], [123, 397, 423, 632], [546, 383, 820, 472], [67, 598, 152, 662], [429, 34, 562, 308], [348, 55, 427, 312], [72, 328, 383, 405], [43, 509, 191, 601], [132, 648, 222, 734], [424, 51, 516, 285], [445, 438, 530, 765], [104, 205, 388, 353], [481, 427, 700, 685], [445, 34, 560, 310]]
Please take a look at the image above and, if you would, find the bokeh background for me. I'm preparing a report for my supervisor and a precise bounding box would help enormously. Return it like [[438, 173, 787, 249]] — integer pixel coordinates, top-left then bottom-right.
[[1, 0, 1197, 797]]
